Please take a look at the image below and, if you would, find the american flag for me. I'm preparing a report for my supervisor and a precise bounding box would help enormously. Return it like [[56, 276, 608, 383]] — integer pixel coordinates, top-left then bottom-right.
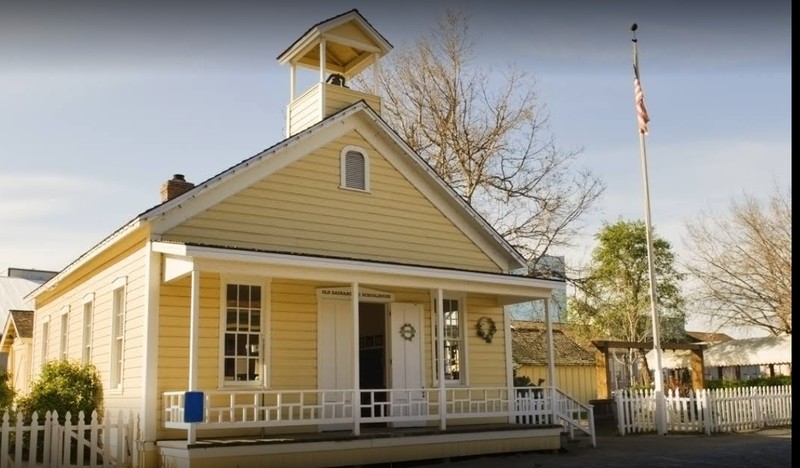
[[633, 63, 650, 134]]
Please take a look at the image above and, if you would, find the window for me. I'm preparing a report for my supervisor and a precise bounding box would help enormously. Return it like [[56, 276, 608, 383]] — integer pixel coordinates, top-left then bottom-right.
[[59, 307, 69, 360], [340, 146, 370, 191], [433, 297, 465, 383], [41, 318, 50, 364], [222, 283, 265, 384], [82, 295, 94, 364], [110, 280, 126, 389]]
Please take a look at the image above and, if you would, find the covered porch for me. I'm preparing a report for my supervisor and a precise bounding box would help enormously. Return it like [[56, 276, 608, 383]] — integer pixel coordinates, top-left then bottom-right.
[[153, 241, 591, 465]]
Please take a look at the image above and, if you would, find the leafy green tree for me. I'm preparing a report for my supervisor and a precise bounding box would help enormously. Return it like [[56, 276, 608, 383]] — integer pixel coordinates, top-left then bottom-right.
[[16, 360, 104, 423], [568, 220, 686, 385]]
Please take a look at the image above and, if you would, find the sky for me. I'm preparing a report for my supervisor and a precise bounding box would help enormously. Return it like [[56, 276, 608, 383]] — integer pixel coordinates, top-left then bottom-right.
[[0, 1, 791, 337]]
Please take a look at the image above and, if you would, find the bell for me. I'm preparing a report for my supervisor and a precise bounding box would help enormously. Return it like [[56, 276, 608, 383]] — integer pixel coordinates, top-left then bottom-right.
[[326, 73, 347, 87]]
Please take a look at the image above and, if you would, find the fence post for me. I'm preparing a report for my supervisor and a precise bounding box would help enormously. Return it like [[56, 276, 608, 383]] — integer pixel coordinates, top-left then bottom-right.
[[1, 411, 9, 468], [43, 411, 51, 466], [14, 411, 23, 466], [64, 412, 73, 467], [614, 391, 625, 436], [30, 411, 40, 464], [702, 389, 713, 435], [50, 410, 61, 468], [752, 386, 764, 429]]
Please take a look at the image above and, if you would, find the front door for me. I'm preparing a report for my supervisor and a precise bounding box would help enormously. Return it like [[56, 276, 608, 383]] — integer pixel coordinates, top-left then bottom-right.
[[318, 298, 353, 430], [389, 303, 426, 427]]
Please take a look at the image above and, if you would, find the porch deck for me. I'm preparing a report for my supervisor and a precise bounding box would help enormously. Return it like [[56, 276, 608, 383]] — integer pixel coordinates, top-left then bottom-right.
[[157, 423, 563, 468]]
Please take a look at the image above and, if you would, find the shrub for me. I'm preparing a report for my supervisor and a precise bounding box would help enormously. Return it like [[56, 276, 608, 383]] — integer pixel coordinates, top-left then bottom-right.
[[15, 360, 104, 423], [705, 375, 791, 389], [0, 371, 15, 412]]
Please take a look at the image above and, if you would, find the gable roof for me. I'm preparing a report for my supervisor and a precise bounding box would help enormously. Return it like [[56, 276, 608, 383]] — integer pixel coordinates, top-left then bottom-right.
[[511, 321, 595, 366], [144, 101, 528, 267], [30, 101, 536, 300], [276, 9, 393, 76], [7, 310, 34, 338]]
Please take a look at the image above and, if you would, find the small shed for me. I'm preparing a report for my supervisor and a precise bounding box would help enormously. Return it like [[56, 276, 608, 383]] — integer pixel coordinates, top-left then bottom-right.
[[511, 321, 597, 404], [0, 309, 35, 392]]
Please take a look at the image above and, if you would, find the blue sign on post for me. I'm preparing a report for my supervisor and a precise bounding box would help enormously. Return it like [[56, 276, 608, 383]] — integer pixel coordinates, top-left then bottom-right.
[[184, 391, 204, 423]]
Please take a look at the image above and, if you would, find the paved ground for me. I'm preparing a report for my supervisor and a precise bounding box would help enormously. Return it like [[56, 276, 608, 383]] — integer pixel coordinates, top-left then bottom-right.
[[413, 426, 792, 468]]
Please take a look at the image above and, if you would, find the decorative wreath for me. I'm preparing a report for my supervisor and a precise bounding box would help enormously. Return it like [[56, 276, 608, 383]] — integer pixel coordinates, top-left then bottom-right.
[[399, 323, 416, 342], [476, 316, 497, 343]]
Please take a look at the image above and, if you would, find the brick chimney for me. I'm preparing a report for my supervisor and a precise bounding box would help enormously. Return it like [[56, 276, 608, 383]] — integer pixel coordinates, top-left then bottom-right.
[[160, 174, 195, 202]]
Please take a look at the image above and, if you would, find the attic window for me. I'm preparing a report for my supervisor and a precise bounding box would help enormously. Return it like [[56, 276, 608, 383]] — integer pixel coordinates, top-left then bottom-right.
[[340, 146, 370, 192]]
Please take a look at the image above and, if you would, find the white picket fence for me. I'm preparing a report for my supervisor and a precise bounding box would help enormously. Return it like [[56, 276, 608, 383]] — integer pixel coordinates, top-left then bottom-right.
[[615, 385, 792, 435], [0, 410, 138, 468]]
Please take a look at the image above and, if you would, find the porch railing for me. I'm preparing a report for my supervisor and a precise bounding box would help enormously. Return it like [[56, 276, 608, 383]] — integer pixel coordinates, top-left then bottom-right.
[[163, 386, 592, 442]]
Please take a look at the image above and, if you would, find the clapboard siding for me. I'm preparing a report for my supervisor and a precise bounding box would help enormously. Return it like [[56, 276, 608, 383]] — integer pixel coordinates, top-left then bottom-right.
[[465, 294, 507, 387], [288, 85, 321, 136], [517, 364, 598, 405], [270, 279, 319, 388], [31, 235, 149, 412], [163, 131, 499, 272], [325, 84, 381, 115]]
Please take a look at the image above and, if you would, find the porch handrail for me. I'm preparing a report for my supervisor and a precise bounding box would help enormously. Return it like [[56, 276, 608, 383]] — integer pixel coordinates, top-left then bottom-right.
[[162, 385, 594, 447]]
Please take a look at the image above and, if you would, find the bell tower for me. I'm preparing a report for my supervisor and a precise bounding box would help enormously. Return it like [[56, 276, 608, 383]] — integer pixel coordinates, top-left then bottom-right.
[[277, 9, 393, 137]]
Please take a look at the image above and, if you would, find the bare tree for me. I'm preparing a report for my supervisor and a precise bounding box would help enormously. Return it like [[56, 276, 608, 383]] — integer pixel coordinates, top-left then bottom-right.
[[356, 9, 604, 272], [683, 184, 792, 336]]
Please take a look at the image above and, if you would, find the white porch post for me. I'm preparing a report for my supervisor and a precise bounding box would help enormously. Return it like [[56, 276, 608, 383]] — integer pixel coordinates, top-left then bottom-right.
[[187, 269, 200, 444], [544, 298, 558, 423], [140, 243, 160, 465], [287, 63, 296, 138], [504, 303, 515, 423], [436, 288, 446, 431], [352, 282, 360, 436], [319, 39, 327, 120], [289, 63, 296, 101]]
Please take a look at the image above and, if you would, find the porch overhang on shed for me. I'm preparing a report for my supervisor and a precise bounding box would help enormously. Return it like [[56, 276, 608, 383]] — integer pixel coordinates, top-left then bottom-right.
[[153, 242, 559, 304]]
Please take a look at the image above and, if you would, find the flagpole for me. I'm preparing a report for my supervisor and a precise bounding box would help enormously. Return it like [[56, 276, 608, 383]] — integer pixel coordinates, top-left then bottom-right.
[[631, 23, 667, 436]]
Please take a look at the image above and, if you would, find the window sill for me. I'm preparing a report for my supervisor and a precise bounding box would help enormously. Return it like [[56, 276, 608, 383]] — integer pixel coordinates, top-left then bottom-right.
[[338, 186, 371, 194]]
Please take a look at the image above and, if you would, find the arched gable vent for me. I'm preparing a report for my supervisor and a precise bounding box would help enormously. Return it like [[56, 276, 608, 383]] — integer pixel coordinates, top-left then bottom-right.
[[340, 146, 370, 191]]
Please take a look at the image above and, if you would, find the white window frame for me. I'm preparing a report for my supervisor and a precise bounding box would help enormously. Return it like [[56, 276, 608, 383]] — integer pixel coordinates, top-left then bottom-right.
[[430, 293, 468, 386], [110, 277, 127, 391], [82, 293, 94, 364], [59, 306, 70, 360], [218, 276, 271, 388], [40, 315, 51, 365], [339, 145, 370, 192]]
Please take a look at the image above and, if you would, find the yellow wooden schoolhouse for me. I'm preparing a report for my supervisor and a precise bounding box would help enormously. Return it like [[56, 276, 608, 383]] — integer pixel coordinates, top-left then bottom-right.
[[25, 10, 593, 467]]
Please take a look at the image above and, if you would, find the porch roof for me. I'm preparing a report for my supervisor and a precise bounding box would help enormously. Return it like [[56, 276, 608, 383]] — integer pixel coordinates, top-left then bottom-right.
[[153, 241, 562, 304]]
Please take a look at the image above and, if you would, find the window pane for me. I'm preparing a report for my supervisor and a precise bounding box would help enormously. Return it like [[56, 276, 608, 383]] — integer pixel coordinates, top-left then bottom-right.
[[227, 284, 237, 307], [224, 358, 235, 380], [251, 286, 261, 308], [240, 285, 250, 308], [226, 311, 237, 330], [248, 334, 260, 356], [236, 334, 247, 355], [250, 311, 260, 331], [224, 333, 236, 355]]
